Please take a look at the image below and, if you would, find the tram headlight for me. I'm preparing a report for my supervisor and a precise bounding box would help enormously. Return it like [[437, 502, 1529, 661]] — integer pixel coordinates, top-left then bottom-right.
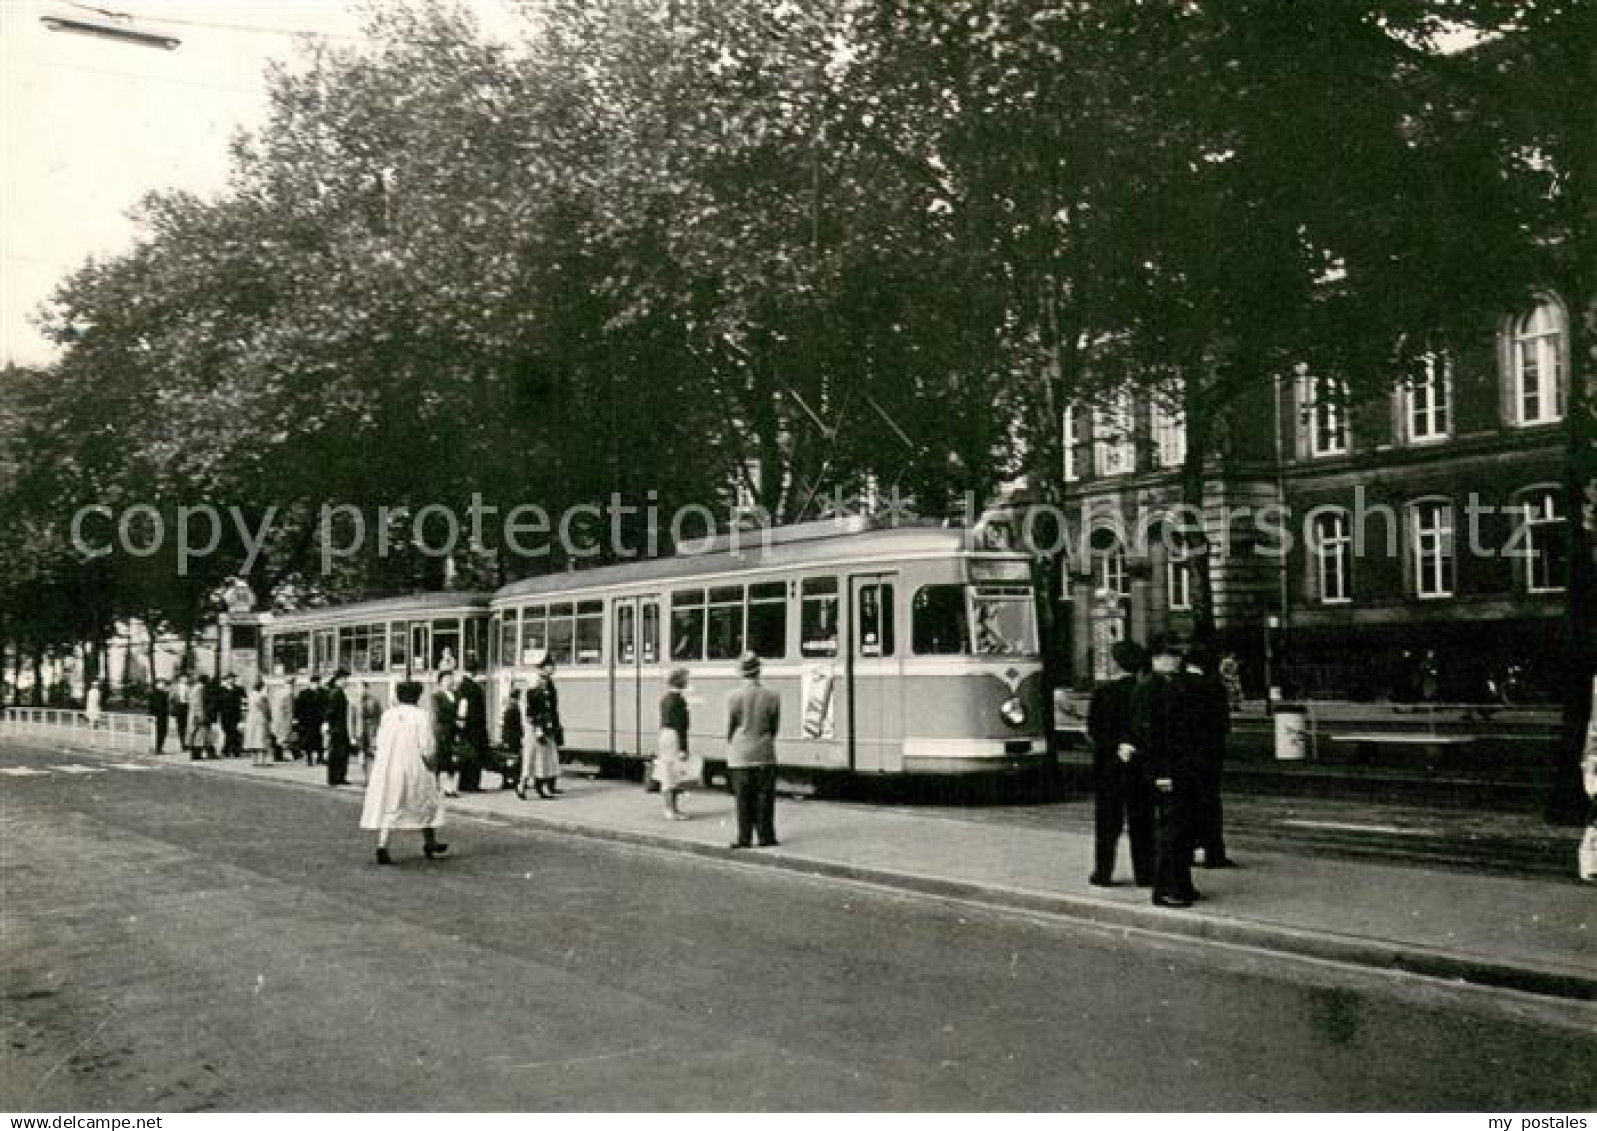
[[999, 696, 1027, 728]]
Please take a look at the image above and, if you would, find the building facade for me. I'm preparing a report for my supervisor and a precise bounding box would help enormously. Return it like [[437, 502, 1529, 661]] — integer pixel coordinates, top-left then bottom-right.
[[1042, 295, 1574, 701]]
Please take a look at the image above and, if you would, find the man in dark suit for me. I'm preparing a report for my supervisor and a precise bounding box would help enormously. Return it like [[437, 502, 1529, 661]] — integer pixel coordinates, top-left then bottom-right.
[[1087, 640, 1153, 887], [725, 652, 782, 849], [1184, 646, 1236, 869], [431, 671, 459, 797], [1131, 634, 1206, 908], [148, 679, 171, 754], [325, 669, 352, 786], [170, 674, 191, 756], [295, 675, 327, 765], [454, 661, 490, 793], [218, 673, 245, 758]]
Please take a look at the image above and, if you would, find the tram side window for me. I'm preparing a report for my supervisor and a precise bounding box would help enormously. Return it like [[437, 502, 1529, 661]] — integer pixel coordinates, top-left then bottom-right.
[[575, 601, 603, 665], [616, 604, 636, 663], [367, 623, 387, 673], [641, 602, 660, 663], [706, 585, 745, 661], [271, 632, 310, 676], [671, 590, 706, 662], [389, 623, 409, 672], [800, 577, 840, 657], [432, 619, 461, 671], [746, 581, 787, 659], [314, 629, 337, 674], [546, 603, 576, 666], [520, 606, 547, 664], [913, 585, 969, 655], [858, 583, 895, 657], [464, 617, 488, 670], [411, 623, 430, 671], [499, 611, 518, 668]]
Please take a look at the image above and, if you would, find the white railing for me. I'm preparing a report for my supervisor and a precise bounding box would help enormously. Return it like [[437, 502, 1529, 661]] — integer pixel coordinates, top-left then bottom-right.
[[0, 707, 155, 752]]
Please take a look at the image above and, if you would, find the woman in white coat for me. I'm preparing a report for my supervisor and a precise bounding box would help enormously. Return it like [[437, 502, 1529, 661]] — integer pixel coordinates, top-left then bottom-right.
[[360, 680, 449, 865], [244, 678, 272, 766]]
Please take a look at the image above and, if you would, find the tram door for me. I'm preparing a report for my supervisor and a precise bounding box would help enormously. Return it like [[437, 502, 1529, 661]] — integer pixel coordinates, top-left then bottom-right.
[[611, 596, 661, 757], [847, 574, 903, 773]]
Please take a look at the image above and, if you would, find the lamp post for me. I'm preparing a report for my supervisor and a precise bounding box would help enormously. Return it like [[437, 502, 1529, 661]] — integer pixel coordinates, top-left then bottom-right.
[[1264, 613, 1279, 715]]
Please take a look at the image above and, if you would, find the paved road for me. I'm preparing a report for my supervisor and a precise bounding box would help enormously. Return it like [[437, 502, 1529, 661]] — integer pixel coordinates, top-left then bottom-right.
[[2, 740, 1592, 1112]]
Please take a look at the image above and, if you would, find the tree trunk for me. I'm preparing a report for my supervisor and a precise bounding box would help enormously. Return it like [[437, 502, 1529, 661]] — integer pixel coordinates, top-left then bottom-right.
[[1546, 291, 1595, 825], [1180, 369, 1218, 648], [145, 618, 161, 692], [30, 647, 43, 707]]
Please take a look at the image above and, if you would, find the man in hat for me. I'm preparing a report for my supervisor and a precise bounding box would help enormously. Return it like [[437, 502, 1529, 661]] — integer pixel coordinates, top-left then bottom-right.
[[725, 651, 781, 849], [325, 669, 353, 786], [1088, 639, 1153, 887], [218, 672, 245, 758], [147, 678, 171, 755], [295, 674, 327, 765], [1184, 645, 1236, 870], [431, 670, 459, 797], [1131, 633, 1205, 908]]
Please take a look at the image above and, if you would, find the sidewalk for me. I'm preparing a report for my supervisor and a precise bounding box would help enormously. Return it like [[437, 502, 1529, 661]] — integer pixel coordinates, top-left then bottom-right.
[[14, 733, 1596, 1004]]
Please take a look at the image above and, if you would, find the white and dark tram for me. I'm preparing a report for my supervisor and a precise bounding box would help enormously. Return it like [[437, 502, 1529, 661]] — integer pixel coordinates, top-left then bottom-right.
[[261, 591, 494, 698], [259, 521, 1047, 779]]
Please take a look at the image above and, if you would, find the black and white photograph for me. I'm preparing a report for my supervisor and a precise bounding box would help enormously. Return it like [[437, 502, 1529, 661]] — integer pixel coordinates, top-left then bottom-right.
[[1, 0, 1594, 1116]]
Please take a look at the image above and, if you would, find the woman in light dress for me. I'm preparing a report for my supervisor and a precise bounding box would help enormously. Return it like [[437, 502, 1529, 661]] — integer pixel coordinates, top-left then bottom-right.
[[360, 680, 448, 865], [653, 668, 694, 820], [244, 677, 272, 766], [518, 652, 563, 799]]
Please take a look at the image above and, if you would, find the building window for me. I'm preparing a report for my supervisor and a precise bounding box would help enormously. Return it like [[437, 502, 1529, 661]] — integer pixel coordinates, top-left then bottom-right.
[[1166, 542, 1192, 610], [1093, 393, 1135, 477], [1311, 510, 1352, 604], [1402, 354, 1451, 443], [1409, 500, 1454, 600], [1151, 394, 1186, 469], [1062, 406, 1078, 482], [1303, 374, 1349, 457], [1512, 301, 1565, 426], [1522, 489, 1566, 594], [1095, 545, 1128, 597]]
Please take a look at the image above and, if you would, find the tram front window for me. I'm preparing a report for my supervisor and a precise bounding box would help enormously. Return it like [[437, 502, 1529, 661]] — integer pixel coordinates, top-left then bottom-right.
[[912, 584, 1038, 656], [971, 587, 1037, 656]]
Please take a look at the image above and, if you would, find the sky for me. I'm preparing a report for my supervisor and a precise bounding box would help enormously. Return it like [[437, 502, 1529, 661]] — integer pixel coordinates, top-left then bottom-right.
[[1, 0, 516, 368]]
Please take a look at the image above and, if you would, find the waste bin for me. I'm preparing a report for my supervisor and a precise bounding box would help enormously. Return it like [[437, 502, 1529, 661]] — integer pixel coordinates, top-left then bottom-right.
[[1273, 704, 1311, 761]]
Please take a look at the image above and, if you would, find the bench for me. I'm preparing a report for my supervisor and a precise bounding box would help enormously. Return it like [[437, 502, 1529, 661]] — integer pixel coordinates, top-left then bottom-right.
[[1329, 732, 1476, 770]]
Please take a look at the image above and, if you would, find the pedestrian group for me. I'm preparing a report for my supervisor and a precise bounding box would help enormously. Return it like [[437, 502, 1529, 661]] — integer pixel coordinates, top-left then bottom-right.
[[1088, 632, 1235, 908]]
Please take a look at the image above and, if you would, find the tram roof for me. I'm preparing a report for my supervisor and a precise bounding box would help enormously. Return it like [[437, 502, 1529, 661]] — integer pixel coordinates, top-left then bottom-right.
[[494, 524, 1010, 603], [266, 590, 493, 628]]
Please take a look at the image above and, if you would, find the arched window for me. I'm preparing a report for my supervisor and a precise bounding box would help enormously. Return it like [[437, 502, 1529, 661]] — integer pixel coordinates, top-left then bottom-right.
[[1511, 301, 1565, 425], [1408, 499, 1455, 600], [1090, 527, 1129, 597], [1520, 488, 1566, 594], [1309, 509, 1353, 604], [1165, 543, 1193, 610]]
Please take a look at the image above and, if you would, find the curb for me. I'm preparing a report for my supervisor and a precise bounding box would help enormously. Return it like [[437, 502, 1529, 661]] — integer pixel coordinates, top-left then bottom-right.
[[20, 735, 1597, 1005]]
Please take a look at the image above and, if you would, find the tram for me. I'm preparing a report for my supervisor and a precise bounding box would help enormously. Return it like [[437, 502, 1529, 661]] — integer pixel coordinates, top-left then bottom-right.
[[488, 519, 1047, 778], [256, 519, 1047, 779], [261, 591, 493, 704]]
